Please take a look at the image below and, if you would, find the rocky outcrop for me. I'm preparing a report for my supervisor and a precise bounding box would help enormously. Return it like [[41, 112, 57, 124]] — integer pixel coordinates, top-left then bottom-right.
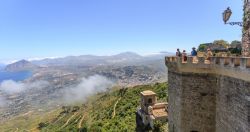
[[5, 60, 38, 72]]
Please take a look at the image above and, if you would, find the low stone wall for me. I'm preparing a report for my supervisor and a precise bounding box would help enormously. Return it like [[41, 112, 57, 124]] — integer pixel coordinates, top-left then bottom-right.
[[152, 103, 168, 109]]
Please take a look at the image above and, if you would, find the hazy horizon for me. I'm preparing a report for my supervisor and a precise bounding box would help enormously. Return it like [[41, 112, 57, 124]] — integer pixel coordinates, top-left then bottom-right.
[[0, 51, 175, 65]]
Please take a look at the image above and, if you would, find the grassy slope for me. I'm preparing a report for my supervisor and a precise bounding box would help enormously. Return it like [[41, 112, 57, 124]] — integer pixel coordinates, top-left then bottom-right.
[[0, 82, 168, 132]]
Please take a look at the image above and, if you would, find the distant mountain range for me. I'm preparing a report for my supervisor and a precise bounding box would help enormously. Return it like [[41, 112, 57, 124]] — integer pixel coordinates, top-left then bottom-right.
[[31, 52, 143, 66], [30, 51, 173, 67], [4, 52, 173, 71]]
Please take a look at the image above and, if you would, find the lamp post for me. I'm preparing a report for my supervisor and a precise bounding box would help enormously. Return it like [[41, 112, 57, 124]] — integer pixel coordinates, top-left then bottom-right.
[[223, 0, 250, 56], [223, 7, 243, 26]]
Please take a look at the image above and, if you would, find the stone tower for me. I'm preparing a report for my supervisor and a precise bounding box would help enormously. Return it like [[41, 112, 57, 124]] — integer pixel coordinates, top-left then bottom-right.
[[242, 0, 250, 56], [165, 56, 250, 132], [136, 90, 168, 129], [140, 90, 157, 114]]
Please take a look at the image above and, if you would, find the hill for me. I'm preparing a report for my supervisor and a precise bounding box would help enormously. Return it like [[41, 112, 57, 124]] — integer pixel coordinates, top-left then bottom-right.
[[0, 82, 168, 132], [5, 60, 38, 72], [31, 52, 143, 66], [30, 52, 172, 67]]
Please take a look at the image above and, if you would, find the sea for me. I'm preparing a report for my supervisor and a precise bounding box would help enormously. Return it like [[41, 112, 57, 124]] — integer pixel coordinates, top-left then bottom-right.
[[0, 70, 32, 83]]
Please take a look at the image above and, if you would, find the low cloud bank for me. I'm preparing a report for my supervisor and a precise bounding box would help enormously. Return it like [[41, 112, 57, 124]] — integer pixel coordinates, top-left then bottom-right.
[[0, 75, 114, 107], [0, 80, 49, 107], [0, 80, 25, 94], [62, 75, 114, 104], [0, 96, 7, 107], [0, 80, 49, 95]]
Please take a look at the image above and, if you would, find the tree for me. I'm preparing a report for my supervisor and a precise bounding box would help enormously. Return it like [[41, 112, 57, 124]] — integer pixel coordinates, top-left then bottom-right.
[[198, 44, 208, 52], [230, 40, 241, 48], [229, 40, 242, 55], [213, 40, 229, 48]]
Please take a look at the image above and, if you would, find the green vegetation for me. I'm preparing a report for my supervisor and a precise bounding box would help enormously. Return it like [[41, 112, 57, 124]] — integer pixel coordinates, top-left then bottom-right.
[[198, 43, 209, 52], [0, 83, 167, 132], [212, 40, 229, 48], [197, 40, 242, 56], [41, 82, 168, 132]]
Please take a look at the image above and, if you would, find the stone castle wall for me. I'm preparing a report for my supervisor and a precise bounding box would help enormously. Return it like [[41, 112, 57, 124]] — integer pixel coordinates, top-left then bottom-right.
[[242, 0, 250, 56], [216, 76, 250, 132], [166, 56, 250, 132]]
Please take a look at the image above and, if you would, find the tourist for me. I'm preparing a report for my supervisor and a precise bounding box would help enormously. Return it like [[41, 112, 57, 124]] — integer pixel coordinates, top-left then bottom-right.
[[191, 47, 198, 63], [182, 50, 187, 62], [191, 47, 197, 56], [206, 48, 213, 60], [176, 48, 181, 57]]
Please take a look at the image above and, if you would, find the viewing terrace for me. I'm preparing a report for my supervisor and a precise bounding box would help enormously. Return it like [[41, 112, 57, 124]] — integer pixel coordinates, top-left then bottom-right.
[[165, 56, 250, 82]]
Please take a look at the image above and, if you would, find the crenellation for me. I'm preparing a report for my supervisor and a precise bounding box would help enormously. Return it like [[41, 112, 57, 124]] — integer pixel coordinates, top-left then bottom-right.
[[245, 58, 250, 68], [197, 57, 205, 64], [222, 57, 230, 66], [232, 57, 240, 67], [166, 56, 250, 70], [187, 57, 194, 64]]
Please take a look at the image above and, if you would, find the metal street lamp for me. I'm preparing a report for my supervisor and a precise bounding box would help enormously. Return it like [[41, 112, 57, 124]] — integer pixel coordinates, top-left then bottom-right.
[[223, 0, 250, 57], [222, 7, 243, 27]]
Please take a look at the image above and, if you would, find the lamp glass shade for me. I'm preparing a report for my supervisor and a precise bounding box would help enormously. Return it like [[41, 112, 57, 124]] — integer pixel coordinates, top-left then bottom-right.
[[223, 7, 232, 24]]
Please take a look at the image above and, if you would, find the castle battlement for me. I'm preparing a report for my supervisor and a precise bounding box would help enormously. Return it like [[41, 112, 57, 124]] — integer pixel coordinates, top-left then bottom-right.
[[165, 56, 250, 82]]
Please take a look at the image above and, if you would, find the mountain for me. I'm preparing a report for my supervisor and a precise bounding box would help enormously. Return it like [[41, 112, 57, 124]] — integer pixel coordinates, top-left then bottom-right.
[[5, 60, 38, 71], [143, 51, 174, 60], [111, 52, 143, 59], [31, 52, 144, 66], [31, 52, 173, 67]]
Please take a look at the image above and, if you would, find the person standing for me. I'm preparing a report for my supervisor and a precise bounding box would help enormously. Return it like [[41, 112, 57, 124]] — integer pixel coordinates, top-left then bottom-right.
[[182, 50, 187, 62], [191, 47, 198, 63], [176, 48, 182, 57], [206, 48, 213, 60], [191, 47, 197, 56]]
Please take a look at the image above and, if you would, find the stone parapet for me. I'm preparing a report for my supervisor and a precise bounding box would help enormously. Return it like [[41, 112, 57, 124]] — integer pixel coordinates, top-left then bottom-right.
[[165, 56, 250, 82]]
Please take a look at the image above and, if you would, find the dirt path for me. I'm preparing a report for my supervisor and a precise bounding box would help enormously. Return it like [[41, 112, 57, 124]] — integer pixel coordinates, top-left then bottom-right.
[[53, 114, 66, 124], [14, 128, 18, 132], [60, 112, 78, 129], [78, 113, 87, 129], [29, 127, 40, 132], [74, 115, 82, 124], [112, 97, 121, 119]]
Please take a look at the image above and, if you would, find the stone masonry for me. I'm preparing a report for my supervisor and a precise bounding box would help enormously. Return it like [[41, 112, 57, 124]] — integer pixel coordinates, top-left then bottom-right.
[[165, 56, 250, 132], [242, 0, 250, 56]]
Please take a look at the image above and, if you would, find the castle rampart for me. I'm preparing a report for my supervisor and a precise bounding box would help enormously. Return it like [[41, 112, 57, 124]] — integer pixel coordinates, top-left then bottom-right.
[[165, 56, 250, 132]]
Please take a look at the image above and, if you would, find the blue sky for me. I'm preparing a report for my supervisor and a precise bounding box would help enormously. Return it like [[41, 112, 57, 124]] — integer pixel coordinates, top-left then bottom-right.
[[0, 0, 243, 63]]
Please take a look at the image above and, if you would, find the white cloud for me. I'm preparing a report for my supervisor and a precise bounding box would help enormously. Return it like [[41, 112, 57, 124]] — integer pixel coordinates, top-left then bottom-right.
[[0, 80, 49, 94], [0, 96, 8, 107], [62, 75, 114, 104], [27, 56, 61, 61], [0, 80, 25, 94], [0, 80, 50, 107]]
